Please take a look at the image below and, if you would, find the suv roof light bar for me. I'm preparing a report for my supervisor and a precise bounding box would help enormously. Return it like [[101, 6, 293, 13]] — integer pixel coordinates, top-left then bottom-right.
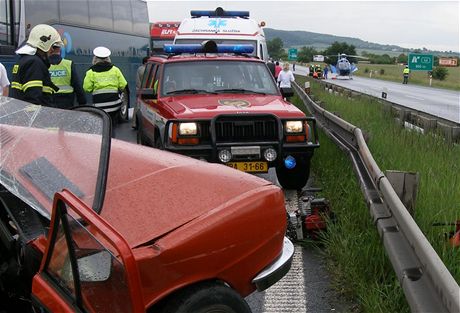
[[164, 42, 254, 55], [191, 7, 249, 18]]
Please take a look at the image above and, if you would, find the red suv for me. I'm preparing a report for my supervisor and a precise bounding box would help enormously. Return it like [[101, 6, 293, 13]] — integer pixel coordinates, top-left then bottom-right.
[[136, 43, 319, 190]]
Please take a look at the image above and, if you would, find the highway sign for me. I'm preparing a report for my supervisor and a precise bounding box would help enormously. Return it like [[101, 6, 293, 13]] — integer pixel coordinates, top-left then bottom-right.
[[408, 53, 433, 71], [288, 48, 298, 61]]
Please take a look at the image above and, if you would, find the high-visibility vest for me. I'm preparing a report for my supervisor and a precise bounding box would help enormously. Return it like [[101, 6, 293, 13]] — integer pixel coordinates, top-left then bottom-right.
[[403, 68, 410, 75], [49, 59, 74, 94], [83, 65, 127, 113]]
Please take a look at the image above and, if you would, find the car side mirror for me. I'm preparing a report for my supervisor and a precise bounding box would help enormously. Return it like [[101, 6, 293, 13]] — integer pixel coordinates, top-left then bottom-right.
[[140, 88, 157, 100]]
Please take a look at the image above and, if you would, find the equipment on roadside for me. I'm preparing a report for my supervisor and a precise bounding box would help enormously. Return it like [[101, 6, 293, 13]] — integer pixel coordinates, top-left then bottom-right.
[[432, 220, 460, 247], [287, 195, 333, 241]]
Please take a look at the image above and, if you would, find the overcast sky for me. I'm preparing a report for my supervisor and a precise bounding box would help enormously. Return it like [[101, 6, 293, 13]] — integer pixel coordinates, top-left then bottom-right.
[[146, 0, 460, 52]]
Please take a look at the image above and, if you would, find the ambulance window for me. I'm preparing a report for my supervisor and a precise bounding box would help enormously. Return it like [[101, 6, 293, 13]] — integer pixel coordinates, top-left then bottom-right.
[[259, 44, 264, 61]]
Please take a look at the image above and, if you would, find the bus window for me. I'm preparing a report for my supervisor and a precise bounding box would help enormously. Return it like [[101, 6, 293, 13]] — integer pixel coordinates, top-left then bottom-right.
[[131, 0, 149, 36], [89, 0, 113, 31], [113, 1, 133, 33], [59, 0, 89, 25], [26, 0, 59, 26]]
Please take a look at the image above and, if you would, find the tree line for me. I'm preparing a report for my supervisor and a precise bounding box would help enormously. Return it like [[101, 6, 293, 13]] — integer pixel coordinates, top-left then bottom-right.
[[267, 38, 460, 67]]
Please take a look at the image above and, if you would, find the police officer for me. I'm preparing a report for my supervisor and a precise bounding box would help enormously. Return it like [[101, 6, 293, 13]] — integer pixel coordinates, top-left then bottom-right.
[[403, 65, 410, 84], [49, 44, 86, 109], [10, 24, 63, 106], [83, 46, 127, 129]]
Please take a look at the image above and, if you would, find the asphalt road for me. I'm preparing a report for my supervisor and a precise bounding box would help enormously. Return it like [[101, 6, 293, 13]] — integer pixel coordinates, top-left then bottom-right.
[[114, 117, 351, 312], [293, 64, 460, 123]]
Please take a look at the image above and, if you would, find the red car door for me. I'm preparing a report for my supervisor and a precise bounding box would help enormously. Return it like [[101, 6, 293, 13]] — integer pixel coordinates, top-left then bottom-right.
[[31, 190, 145, 313]]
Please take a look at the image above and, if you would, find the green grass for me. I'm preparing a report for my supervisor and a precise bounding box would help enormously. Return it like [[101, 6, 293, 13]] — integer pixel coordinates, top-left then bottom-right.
[[353, 63, 460, 90], [292, 76, 460, 312]]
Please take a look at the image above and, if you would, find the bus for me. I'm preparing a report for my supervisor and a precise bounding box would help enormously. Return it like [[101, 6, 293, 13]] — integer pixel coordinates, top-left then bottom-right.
[[0, 0, 150, 109], [150, 21, 180, 54]]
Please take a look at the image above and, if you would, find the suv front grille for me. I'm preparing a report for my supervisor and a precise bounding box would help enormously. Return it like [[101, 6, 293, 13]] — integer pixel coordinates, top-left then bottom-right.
[[214, 116, 278, 143]]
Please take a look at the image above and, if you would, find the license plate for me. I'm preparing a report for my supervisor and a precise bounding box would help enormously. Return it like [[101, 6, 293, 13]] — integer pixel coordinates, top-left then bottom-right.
[[226, 162, 268, 173]]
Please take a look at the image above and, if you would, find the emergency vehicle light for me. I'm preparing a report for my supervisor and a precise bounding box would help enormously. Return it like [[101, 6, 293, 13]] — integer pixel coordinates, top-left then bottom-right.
[[164, 44, 254, 55], [191, 8, 249, 18]]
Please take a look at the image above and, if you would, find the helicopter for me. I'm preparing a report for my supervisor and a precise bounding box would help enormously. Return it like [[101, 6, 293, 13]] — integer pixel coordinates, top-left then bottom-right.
[[328, 53, 368, 79]]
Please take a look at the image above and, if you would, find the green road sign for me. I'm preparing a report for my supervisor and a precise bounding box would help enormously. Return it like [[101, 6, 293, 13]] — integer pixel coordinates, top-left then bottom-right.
[[408, 53, 433, 71], [288, 48, 298, 61]]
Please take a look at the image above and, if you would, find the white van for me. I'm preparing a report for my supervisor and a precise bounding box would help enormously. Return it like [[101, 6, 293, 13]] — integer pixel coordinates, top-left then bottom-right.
[[174, 8, 269, 61]]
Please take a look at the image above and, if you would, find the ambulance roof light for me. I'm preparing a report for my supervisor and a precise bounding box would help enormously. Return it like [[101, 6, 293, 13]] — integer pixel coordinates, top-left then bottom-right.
[[164, 42, 254, 55], [190, 7, 250, 18]]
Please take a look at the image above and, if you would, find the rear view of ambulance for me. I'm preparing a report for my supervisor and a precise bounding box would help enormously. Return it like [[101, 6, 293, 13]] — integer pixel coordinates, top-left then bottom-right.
[[174, 7, 269, 61]]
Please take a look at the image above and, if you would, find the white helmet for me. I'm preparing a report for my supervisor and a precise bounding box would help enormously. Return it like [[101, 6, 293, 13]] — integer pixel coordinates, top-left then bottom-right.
[[93, 46, 111, 58], [27, 24, 63, 52]]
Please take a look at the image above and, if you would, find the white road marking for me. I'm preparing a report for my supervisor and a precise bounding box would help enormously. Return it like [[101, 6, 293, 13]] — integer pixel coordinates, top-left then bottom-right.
[[404, 94, 425, 101], [262, 190, 307, 312]]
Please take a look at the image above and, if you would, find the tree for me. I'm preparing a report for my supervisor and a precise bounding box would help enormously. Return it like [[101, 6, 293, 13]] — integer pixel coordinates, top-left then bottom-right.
[[432, 66, 448, 80], [323, 41, 357, 64], [397, 53, 407, 64], [267, 37, 284, 60], [297, 46, 318, 63]]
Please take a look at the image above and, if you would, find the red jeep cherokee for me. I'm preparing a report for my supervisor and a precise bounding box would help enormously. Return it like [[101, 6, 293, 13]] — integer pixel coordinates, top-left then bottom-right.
[[136, 43, 319, 190]]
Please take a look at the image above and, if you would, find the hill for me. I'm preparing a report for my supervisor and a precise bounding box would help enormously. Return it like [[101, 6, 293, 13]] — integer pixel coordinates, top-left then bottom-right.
[[264, 28, 458, 56]]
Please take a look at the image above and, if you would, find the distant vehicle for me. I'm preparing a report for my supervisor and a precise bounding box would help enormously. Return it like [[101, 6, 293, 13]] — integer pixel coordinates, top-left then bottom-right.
[[328, 53, 368, 79], [313, 55, 325, 62], [136, 42, 320, 190], [0, 97, 293, 312], [174, 7, 269, 61], [150, 21, 180, 54], [0, 0, 150, 118]]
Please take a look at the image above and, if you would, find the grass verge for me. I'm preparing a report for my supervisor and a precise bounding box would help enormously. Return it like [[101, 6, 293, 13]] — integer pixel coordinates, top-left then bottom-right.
[[292, 76, 460, 312]]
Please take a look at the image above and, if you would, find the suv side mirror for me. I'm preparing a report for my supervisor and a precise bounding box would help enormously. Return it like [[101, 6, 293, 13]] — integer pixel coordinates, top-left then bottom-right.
[[140, 88, 157, 100]]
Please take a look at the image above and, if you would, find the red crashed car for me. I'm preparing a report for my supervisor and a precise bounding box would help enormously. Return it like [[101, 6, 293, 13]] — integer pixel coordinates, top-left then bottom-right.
[[0, 98, 293, 312]]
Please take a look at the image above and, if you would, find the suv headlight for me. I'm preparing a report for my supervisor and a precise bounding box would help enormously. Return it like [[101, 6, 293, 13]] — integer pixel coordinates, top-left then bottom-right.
[[285, 121, 303, 133], [179, 122, 198, 135]]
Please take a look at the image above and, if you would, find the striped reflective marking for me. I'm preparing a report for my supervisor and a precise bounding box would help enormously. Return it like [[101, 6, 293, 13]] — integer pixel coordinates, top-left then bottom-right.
[[262, 190, 307, 312]]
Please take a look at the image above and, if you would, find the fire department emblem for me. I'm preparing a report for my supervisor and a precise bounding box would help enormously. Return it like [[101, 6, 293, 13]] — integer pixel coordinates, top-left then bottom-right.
[[218, 99, 250, 108]]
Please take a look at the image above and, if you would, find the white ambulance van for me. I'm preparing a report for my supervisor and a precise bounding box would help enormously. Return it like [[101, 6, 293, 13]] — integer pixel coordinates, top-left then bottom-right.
[[174, 7, 269, 61]]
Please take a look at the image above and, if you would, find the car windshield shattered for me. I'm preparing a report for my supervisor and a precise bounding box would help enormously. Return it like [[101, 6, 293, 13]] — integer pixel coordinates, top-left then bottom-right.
[[0, 97, 109, 219], [161, 60, 279, 96]]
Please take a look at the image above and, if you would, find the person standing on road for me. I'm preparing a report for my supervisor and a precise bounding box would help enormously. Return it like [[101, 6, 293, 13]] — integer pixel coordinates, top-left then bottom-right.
[[0, 62, 10, 96], [402, 65, 410, 84], [132, 56, 149, 129], [277, 62, 295, 99], [48, 44, 87, 109], [267, 59, 276, 79], [10, 24, 63, 106], [292, 62, 296, 72], [83, 46, 127, 132], [323, 65, 329, 79], [274, 61, 282, 80]]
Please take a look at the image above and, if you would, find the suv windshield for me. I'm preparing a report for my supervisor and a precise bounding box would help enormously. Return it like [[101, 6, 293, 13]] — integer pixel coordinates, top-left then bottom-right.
[[161, 60, 278, 96], [0, 98, 109, 218]]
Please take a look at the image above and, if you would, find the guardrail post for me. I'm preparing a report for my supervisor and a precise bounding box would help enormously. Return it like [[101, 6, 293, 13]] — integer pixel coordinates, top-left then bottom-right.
[[385, 171, 419, 216]]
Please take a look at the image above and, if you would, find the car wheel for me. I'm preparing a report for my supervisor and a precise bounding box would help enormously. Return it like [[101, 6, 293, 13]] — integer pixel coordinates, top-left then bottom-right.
[[119, 98, 129, 123], [276, 158, 311, 190], [157, 282, 251, 313]]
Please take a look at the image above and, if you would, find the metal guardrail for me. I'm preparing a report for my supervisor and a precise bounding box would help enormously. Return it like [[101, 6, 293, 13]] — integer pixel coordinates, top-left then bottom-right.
[[320, 81, 460, 142], [293, 81, 460, 313]]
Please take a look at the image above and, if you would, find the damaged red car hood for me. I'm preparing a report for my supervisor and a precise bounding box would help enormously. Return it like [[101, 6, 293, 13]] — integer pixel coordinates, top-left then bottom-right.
[[101, 140, 276, 248]]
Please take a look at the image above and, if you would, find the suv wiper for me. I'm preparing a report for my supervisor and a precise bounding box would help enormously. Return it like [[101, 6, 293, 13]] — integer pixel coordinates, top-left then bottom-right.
[[215, 88, 267, 95], [166, 89, 217, 95]]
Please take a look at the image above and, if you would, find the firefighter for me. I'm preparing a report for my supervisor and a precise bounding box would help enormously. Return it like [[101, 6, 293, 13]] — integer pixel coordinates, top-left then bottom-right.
[[402, 65, 410, 84], [83, 46, 127, 130], [48, 44, 87, 109], [10, 24, 63, 106]]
